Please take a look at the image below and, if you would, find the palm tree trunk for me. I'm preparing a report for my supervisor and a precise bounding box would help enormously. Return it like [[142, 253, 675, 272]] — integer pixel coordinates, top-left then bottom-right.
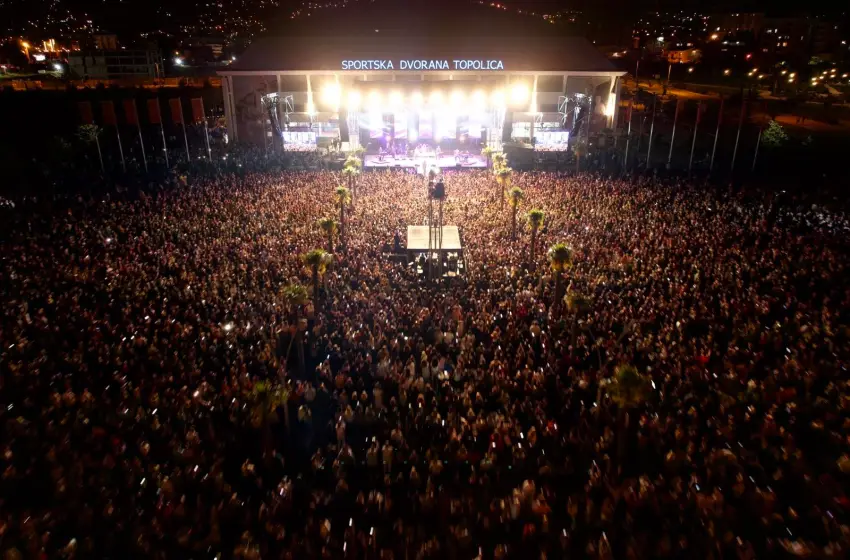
[[511, 206, 517, 240], [571, 314, 578, 348], [553, 271, 562, 315], [617, 408, 629, 470], [283, 399, 290, 435], [95, 137, 105, 175], [340, 204, 345, 250], [312, 266, 319, 307], [530, 230, 537, 266], [297, 330, 306, 379], [327, 233, 334, 254]]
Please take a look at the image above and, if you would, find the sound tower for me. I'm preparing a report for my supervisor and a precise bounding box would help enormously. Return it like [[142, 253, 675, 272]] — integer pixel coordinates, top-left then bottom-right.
[[502, 110, 513, 142], [339, 107, 350, 142]]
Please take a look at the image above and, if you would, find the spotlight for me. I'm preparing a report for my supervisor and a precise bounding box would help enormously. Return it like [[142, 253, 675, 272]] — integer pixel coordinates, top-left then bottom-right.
[[174, 56, 184, 66], [321, 83, 341, 107], [411, 91, 424, 106], [450, 90, 465, 108], [429, 90, 443, 106], [347, 90, 361, 110], [510, 83, 529, 104], [472, 89, 486, 105], [491, 89, 505, 107], [389, 90, 403, 107], [367, 90, 382, 108]]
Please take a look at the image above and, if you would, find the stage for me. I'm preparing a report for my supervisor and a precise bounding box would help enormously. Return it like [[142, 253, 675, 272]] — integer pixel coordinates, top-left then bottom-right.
[[406, 225, 462, 251], [406, 225, 465, 277], [364, 154, 488, 170]]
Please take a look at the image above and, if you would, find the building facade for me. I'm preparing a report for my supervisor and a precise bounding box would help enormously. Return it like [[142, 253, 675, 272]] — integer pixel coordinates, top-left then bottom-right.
[[218, 36, 624, 153]]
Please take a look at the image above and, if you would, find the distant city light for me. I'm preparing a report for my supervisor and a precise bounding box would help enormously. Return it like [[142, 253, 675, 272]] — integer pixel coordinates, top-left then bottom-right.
[[52, 63, 63, 72], [723, 69, 731, 76], [33, 54, 46, 62], [174, 57, 184, 66]]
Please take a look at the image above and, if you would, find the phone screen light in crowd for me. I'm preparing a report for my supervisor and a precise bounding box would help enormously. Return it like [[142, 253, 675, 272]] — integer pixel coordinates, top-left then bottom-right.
[[223, 322, 234, 332]]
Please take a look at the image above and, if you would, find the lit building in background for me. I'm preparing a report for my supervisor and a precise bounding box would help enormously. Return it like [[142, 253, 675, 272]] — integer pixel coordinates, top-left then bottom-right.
[[218, 35, 623, 156]]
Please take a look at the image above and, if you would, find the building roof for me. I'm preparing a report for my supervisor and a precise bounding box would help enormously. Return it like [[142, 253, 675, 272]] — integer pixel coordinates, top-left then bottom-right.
[[222, 35, 619, 74]]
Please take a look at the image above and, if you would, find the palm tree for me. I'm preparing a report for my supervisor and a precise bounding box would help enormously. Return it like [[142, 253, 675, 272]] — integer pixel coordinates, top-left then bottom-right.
[[481, 145, 494, 167], [250, 379, 291, 459], [282, 283, 309, 377], [318, 217, 338, 253], [547, 243, 573, 316], [495, 166, 513, 204], [77, 124, 104, 175], [302, 249, 330, 307], [491, 151, 506, 170], [335, 186, 351, 250], [507, 186, 524, 240], [527, 209, 545, 265], [607, 364, 651, 466], [344, 155, 362, 170], [341, 165, 360, 203], [567, 292, 592, 347]]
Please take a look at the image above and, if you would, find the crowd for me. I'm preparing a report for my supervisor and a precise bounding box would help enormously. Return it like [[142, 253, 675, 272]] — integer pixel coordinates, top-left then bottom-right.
[[2, 166, 850, 559]]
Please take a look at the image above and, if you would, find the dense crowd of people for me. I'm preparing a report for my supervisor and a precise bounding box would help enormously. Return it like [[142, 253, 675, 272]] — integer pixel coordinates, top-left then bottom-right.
[[2, 166, 850, 559]]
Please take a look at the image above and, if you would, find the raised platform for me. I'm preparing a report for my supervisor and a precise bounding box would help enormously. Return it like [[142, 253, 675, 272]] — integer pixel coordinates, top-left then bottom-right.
[[365, 154, 487, 170], [406, 225, 462, 251]]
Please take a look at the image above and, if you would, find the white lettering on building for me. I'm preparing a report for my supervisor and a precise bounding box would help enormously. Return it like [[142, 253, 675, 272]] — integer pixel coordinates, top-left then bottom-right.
[[342, 59, 504, 71]]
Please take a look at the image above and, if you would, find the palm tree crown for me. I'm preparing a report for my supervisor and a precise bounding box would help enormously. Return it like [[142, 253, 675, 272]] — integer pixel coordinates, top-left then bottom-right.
[[302, 248, 331, 272], [528, 209, 545, 230], [77, 124, 101, 143], [507, 186, 524, 207], [548, 243, 573, 273], [335, 186, 351, 205], [492, 152, 507, 169], [343, 155, 362, 170], [282, 284, 309, 307], [318, 217, 338, 236], [608, 364, 650, 409]]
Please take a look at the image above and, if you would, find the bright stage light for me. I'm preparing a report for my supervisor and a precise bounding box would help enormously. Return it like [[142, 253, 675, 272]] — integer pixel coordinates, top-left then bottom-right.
[[347, 90, 361, 110], [604, 94, 616, 117], [306, 100, 316, 115], [321, 83, 341, 107], [409, 130, 418, 142], [510, 83, 529, 104], [450, 90, 465, 108], [411, 91, 424, 107], [491, 89, 506, 107], [389, 90, 403, 108], [367, 90, 382, 107], [472, 90, 486, 106], [429, 90, 443, 106]]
